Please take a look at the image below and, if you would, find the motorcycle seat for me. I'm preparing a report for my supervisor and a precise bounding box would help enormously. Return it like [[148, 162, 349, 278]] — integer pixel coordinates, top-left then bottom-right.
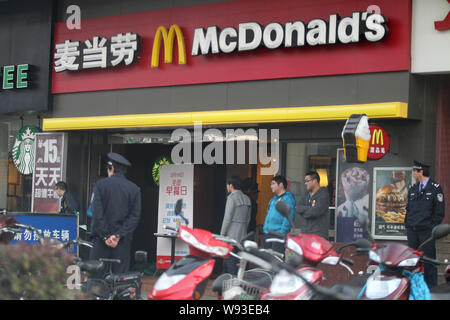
[[78, 260, 104, 273], [105, 272, 142, 284]]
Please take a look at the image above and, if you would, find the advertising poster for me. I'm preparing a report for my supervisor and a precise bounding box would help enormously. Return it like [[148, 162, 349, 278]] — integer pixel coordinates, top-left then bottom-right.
[[335, 149, 370, 242], [372, 167, 412, 240], [156, 164, 194, 269], [31, 133, 67, 213]]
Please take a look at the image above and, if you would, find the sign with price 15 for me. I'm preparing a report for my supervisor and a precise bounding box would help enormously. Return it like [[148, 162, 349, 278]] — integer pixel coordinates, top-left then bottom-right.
[[31, 133, 68, 213]]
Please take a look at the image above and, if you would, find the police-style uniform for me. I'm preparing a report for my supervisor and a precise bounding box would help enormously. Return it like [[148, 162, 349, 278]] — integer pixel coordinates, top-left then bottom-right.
[[89, 152, 142, 275], [405, 160, 445, 288]]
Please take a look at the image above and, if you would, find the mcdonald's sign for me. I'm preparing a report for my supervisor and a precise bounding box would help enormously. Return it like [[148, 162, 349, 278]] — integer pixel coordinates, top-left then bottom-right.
[[151, 25, 186, 68], [368, 125, 390, 160]]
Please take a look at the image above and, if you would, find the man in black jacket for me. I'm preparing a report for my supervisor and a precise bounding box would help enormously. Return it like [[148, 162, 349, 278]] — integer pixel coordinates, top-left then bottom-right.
[[405, 160, 445, 288], [295, 171, 330, 240], [90, 152, 142, 275], [55, 181, 80, 214]]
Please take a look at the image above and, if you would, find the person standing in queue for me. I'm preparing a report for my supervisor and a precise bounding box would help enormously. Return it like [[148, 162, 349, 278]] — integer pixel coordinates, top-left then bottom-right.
[[295, 171, 330, 240], [263, 175, 296, 255], [220, 176, 251, 275], [405, 160, 445, 288], [55, 181, 80, 214], [90, 152, 142, 275]]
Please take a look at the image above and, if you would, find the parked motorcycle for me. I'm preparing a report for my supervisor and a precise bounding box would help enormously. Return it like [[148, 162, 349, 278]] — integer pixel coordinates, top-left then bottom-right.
[[237, 236, 353, 300], [258, 199, 359, 300], [211, 232, 277, 300], [148, 199, 234, 300], [0, 215, 21, 244], [70, 238, 147, 300], [356, 223, 450, 300]]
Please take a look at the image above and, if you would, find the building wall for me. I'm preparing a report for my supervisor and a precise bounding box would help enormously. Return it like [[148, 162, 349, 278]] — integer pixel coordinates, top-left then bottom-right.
[[435, 75, 450, 224]]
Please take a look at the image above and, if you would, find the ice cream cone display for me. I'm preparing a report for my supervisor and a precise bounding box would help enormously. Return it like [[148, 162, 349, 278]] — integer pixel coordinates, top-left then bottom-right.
[[341, 114, 371, 163]]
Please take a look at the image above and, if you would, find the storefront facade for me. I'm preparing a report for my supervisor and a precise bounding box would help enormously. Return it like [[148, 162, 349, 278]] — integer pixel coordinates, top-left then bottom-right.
[[1, 0, 447, 272]]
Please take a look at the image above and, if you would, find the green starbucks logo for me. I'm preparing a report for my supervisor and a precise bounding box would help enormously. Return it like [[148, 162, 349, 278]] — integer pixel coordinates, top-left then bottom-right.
[[152, 156, 172, 186], [12, 126, 38, 175]]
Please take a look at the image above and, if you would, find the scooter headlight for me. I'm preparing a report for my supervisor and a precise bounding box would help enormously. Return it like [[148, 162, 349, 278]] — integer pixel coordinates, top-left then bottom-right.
[[154, 273, 186, 291], [270, 270, 306, 295], [321, 256, 340, 265], [398, 257, 419, 267], [369, 250, 381, 264], [286, 238, 303, 256], [365, 275, 401, 299], [180, 229, 230, 257]]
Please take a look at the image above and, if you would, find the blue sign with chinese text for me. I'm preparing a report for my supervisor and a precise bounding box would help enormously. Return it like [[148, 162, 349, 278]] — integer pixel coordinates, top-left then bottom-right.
[[9, 214, 78, 254]]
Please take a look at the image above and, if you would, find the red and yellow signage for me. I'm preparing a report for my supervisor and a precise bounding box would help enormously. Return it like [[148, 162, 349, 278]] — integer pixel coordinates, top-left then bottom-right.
[[52, 0, 411, 94], [368, 125, 390, 159]]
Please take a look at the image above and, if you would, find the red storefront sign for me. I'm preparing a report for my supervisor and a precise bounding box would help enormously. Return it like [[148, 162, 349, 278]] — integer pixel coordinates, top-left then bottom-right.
[[435, 0, 450, 30], [52, 0, 411, 94], [368, 125, 390, 160]]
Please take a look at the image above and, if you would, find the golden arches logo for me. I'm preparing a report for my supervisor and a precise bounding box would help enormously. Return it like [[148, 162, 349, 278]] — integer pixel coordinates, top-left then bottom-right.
[[151, 25, 187, 68], [371, 129, 384, 145]]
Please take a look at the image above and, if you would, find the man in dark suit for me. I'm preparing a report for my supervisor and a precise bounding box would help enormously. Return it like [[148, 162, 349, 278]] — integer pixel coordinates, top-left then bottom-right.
[[90, 152, 142, 274]]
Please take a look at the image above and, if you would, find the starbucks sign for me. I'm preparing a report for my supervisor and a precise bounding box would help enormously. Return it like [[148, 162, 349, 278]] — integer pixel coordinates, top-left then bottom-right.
[[12, 125, 39, 175], [152, 156, 173, 186]]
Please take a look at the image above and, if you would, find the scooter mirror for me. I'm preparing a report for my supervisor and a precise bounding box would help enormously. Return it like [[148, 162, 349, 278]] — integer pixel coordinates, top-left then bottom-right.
[[353, 238, 372, 249], [275, 199, 295, 229], [431, 224, 450, 241], [287, 253, 303, 268], [243, 240, 258, 250], [275, 199, 291, 218]]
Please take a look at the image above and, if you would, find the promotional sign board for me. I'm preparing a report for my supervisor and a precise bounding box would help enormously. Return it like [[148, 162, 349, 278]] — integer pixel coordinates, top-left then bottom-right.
[[372, 167, 412, 240], [52, 0, 411, 93], [335, 148, 371, 242], [31, 133, 67, 213], [9, 213, 78, 254], [156, 164, 194, 269]]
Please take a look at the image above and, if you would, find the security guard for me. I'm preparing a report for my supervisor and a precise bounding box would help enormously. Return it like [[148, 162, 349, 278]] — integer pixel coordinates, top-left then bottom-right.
[[90, 152, 142, 275], [405, 160, 445, 288]]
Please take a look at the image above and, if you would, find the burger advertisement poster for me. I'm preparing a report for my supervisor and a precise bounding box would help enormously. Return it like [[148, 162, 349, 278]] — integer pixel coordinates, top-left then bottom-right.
[[372, 167, 413, 240]]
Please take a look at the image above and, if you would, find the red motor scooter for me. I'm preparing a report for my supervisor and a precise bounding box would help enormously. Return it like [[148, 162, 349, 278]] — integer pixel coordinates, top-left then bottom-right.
[[260, 199, 357, 300], [0, 215, 20, 244], [148, 199, 233, 300], [358, 223, 450, 300]]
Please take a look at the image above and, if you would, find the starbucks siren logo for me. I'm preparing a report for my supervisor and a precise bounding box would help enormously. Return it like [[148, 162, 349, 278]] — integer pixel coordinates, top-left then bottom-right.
[[12, 126, 39, 175]]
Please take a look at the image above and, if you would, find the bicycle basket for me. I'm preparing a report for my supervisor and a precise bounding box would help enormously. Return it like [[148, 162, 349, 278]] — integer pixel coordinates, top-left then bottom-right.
[[222, 278, 263, 300]]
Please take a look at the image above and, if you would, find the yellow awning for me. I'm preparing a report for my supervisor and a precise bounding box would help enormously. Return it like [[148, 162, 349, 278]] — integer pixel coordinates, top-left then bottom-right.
[[42, 102, 408, 131]]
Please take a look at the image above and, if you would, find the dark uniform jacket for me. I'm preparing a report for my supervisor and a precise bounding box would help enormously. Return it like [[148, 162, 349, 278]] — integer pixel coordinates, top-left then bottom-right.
[[59, 190, 80, 214], [295, 187, 330, 239], [405, 179, 445, 230], [91, 173, 141, 239]]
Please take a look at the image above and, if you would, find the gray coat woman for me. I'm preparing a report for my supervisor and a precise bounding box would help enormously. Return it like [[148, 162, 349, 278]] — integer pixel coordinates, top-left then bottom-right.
[[220, 189, 251, 243]]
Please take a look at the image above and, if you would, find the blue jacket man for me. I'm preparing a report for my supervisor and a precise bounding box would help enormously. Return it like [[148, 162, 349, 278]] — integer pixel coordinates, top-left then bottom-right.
[[263, 175, 296, 254]]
